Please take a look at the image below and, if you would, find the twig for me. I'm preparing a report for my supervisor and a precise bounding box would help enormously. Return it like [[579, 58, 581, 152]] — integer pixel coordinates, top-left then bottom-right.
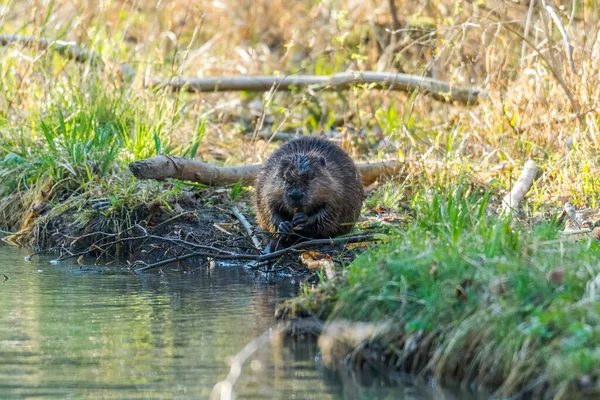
[[210, 319, 325, 400], [560, 228, 594, 236], [134, 234, 376, 273], [0, 33, 135, 76], [520, 0, 536, 69], [501, 160, 539, 215], [231, 206, 261, 251], [149, 211, 195, 232], [543, 4, 575, 72], [211, 329, 274, 400], [497, 18, 584, 127], [388, 0, 402, 32], [241, 130, 301, 141]]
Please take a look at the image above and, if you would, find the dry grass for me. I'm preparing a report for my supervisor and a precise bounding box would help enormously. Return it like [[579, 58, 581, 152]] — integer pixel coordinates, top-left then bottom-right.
[[1, 0, 599, 210]]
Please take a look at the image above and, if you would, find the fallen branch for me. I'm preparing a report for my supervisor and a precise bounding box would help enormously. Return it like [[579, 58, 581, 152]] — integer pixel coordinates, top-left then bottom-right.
[[502, 160, 540, 215], [129, 154, 402, 187], [151, 72, 484, 105], [133, 234, 376, 273], [231, 206, 261, 250], [1, 33, 485, 105]]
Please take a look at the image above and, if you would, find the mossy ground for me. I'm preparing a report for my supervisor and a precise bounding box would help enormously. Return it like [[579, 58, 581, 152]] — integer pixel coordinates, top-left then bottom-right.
[[2, 0, 600, 398]]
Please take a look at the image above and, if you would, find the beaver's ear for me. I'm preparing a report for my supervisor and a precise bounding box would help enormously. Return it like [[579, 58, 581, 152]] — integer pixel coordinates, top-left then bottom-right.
[[279, 157, 291, 168], [319, 156, 327, 167], [278, 157, 291, 175]]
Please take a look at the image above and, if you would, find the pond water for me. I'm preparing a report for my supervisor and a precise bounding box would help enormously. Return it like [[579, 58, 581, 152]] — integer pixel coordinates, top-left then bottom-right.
[[0, 246, 474, 399]]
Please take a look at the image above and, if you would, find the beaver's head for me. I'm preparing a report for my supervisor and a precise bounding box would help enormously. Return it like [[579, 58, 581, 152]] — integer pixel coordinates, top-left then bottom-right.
[[277, 153, 332, 211]]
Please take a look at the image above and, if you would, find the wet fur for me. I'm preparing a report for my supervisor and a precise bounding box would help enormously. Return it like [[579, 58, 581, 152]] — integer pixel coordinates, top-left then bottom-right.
[[253, 136, 364, 248]]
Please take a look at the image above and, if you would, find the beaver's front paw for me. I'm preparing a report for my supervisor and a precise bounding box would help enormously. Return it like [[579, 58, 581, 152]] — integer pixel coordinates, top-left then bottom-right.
[[292, 212, 307, 231], [278, 221, 294, 235]]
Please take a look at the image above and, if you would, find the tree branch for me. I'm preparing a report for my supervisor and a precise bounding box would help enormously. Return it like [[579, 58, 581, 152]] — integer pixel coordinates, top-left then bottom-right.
[[129, 154, 402, 187], [150, 72, 483, 104], [133, 234, 376, 273], [502, 160, 539, 215]]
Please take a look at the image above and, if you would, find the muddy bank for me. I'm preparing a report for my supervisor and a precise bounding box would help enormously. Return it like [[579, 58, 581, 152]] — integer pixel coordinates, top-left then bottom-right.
[[0, 182, 378, 274]]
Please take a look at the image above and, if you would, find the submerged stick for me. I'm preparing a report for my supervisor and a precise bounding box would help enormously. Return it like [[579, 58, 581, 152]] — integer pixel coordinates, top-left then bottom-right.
[[211, 329, 273, 400], [502, 160, 539, 215], [129, 154, 402, 187], [0, 34, 484, 104], [133, 234, 376, 273], [210, 319, 324, 400]]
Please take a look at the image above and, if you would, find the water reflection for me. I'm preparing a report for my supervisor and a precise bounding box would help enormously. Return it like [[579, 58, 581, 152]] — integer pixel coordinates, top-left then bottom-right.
[[0, 247, 472, 399]]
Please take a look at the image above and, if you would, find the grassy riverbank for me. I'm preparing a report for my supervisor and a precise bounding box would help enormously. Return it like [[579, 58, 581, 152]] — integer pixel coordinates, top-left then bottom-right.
[[2, 0, 600, 398], [279, 185, 600, 398]]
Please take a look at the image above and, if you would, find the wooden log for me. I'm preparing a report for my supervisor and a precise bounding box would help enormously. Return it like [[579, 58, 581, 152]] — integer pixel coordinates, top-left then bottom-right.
[[150, 72, 484, 105], [129, 155, 402, 187]]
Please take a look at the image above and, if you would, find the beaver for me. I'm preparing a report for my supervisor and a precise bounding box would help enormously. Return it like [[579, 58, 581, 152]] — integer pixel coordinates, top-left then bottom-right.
[[253, 136, 364, 250]]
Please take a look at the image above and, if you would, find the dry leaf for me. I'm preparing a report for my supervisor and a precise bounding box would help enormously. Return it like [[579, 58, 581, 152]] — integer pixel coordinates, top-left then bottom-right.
[[373, 205, 388, 214], [300, 250, 335, 278]]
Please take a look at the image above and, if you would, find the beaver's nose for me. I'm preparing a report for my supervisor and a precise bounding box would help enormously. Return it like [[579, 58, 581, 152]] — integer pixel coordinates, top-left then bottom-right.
[[289, 189, 303, 201]]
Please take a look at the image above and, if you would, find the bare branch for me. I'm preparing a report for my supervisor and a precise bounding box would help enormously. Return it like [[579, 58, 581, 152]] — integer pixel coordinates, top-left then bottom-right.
[[129, 154, 402, 187], [497, 18, 584, 126], [543, 4, 576, 72], [231, 206, 261, 251], [133, 234, 377, 273], [502, 160, 540, 215], [210, 319, 324, 400], [520, 0, 537, 69], [150, 72, 483, 105]]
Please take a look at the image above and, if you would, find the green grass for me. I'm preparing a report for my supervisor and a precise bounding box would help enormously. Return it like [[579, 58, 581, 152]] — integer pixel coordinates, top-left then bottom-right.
[[289, 184, 600, 397]]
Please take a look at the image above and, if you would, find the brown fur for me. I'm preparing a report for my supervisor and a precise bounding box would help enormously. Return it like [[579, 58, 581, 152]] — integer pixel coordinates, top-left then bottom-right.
[[253, 136, 364, 248]]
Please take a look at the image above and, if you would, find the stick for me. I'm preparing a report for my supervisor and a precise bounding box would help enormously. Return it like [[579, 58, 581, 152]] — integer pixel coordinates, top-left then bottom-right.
[[241, 130, 301, 141], [501, 160, 539, 215], [498, 19, 584, 127], [231, 206, 261, 250], [210, 319, 324, 400], [129, 154, 402, 187], [133, 234, 376, 273], [0, 34, 484, 105], [150, 72, 483, 105], [0, 34, 135, 76], [211, 329, 273, 400], [520, 0, 536, 69], [544, 4, 575, 72]]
